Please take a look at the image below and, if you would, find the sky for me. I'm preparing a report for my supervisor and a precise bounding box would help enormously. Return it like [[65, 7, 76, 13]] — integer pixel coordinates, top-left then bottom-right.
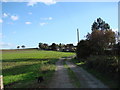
[[0, 1, 118, 49]]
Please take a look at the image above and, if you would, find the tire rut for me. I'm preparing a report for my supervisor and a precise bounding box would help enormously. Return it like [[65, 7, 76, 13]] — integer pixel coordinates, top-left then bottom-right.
[[48, 58, 75, 88], [66, 59, 109, 88]]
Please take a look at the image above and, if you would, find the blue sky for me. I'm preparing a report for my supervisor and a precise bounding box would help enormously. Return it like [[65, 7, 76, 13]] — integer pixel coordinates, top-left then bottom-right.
[[0, 1, 118, 49]]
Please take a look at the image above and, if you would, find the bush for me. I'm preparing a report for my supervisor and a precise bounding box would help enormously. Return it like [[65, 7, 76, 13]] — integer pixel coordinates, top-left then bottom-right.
[[86, 55, 118, 78], [76, 40, 91, 59]]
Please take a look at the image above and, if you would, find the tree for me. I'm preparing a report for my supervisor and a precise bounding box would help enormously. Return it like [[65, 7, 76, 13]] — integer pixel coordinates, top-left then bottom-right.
[[90, 18, 115, 54], [66, 44, 74, 52], [43, 43, 49, 50], [51, 43, 57, 51], [17, 46, 20, 49], [104, 30, 116, 46], [91, 18, 110, 31], [38, 43, 43, 49], [76, 40, 91, 59], [38, 43, 49, 50], [76, 18, 116, 57], [87, 17, 116, 55], [21, 45, 25, 49], [86, 29, 115, 55]]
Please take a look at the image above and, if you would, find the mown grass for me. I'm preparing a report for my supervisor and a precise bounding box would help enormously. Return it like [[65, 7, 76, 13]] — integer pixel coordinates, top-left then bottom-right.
[[1, 50, 75, 88], [63, 60, 80, 88]]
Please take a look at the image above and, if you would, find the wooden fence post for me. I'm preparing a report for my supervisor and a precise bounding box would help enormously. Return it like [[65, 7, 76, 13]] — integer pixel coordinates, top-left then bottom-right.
[[0, 75, 4, 90]]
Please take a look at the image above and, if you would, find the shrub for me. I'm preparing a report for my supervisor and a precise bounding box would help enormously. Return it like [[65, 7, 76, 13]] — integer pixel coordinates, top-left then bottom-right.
[[86, 55, 118, 78]]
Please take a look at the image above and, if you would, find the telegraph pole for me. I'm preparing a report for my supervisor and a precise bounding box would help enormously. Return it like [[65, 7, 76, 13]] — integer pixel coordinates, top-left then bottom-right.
[[77, 28, 80, 44]]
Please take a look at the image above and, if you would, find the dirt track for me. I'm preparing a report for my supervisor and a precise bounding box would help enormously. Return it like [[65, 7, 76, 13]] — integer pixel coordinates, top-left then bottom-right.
[[48, 57, 109, 88], [48, 58, 75, 88]]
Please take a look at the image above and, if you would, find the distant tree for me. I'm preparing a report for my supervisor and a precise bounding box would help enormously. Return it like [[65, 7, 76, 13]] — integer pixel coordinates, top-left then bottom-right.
[[17, 46, 19, 49], [39, 43, 49, 50], [59, 43, 62, 48], [58, 43, 66, 51], [43, 43, 49, 50], [51, 43, 57, 51], [21, 45, 25, 49], [66, 44, 75, 52], [39, 43, 43, 49], [66, 44, 73, 47]]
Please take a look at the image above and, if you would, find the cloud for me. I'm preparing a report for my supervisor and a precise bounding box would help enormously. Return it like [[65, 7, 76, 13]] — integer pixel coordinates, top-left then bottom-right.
[[3, 13, 8, 18], [0, 19, 3, 23], [1, 0, 119, 2], [11, 15, 19, 21], [40, 17, 53, 20], [25, 22, 32, 24], [0, 42, 15, 49], [27, 1, 37, 6], [1, 0, 8, 2], [42, 0, 56, 5], [27, 0, 56, 6], [39, 22, 47, 26], [0, 0, 119, 2], [48, 17, 53, 20], [112, 28, 118, 32]]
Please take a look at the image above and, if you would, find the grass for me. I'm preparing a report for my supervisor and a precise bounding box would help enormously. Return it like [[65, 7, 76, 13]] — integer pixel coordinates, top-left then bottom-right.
[[71, 58, 118, 88], [1, 49, 75, 88], [63, 60, 80, 88]]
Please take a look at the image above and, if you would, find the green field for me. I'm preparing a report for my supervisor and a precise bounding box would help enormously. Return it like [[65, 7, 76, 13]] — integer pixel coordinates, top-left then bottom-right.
[[1, 49, 75, 88]]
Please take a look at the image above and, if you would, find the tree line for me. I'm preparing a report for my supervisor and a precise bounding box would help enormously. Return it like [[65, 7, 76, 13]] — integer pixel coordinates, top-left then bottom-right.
[[38, 43, 76, 52], [17, 45, 25, 49]]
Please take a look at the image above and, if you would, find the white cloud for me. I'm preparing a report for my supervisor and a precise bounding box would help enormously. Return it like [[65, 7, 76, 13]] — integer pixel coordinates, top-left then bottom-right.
[[0, 42, 15, 49], [25, 22, 32, 24], [112, 28, 118, 32], [27, 0, 56, 6], [39, 22, 47, 26], [0, 19, 3, 23], [43, 0, 56, 5], [73, 42, 77, 46], [48, 17, 53, 20], [40, 17, 53, 20], [11, 15, 19, 21], [1, 0, 119, 2], [3, 13, 8, 18], [2, 0, 8, 2], [27, 1, 37, 6]]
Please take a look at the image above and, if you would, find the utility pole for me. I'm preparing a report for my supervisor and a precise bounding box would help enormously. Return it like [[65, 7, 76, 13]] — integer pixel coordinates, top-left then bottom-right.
[[77, 28, 80, 44]]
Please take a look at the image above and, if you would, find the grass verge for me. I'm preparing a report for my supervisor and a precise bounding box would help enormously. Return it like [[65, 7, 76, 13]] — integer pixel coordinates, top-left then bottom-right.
[[63, 60, 80, 88], [71, 58, 118, 88]]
